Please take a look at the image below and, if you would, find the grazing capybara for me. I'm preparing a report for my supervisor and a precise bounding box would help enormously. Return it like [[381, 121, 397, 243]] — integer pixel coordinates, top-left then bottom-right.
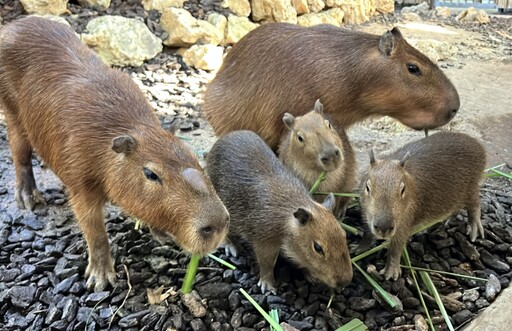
[[278, 99, 356, 219], [206, 130, 352, 292], [203, 23, 460, 150], [0, 17, 229, 292], [359, 132, 486, 280]]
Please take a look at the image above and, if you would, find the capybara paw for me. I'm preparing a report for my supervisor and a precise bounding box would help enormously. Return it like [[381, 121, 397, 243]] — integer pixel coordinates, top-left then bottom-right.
[[85, 263, 116, 292], [223, 243, 239, 257], [467, 222, 484, 242], [380, 264, 401, 281], [258, 278, 277, 294], [15, 186, 45, 211]]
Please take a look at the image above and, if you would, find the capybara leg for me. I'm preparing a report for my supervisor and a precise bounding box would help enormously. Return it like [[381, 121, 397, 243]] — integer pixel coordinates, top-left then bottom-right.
[[334, 196, 351, 220], [5, 119, 44, 211], [70, 193, 115, 292], [467, 193, 484, 242], [381, 235, 406, 281], [353, 231, 375, 255], [254, 244, 280, 294]]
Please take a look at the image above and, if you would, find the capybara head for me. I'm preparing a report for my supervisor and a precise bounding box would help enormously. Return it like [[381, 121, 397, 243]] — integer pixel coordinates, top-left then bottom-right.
[[363, 27, 460, 130], [284, 193, 353, 288], [359, 150, 416, 240], [106, 125, 229, 256], [281, 99, 343, 172]]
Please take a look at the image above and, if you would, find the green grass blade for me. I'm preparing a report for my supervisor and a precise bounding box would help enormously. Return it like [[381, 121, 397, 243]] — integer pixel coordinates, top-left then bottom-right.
[[269, 309, 280, 331], [309, 171, 327, 195], [419, 271, 455, 331], [484, 163, 506, 172], [403, 249, 435, 331], [340, 222, 360, 236], [335, 318, 368, 331], [315, 192, 361, 198], [239, 288, 284, 331], [181, 255, 201, 293], [207, 253, 237, 270], [400, 265, 487, 282], [351, 241, 389, 263], [490, 168, 512, 180], [176, 135, 193, 141], [352, 261, 399, 310]]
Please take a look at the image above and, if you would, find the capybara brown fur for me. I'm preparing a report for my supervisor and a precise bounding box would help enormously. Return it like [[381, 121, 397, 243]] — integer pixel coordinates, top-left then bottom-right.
[[359, 132, 486, 280], [206, 130, 352, 292], [203, 23, 460, 150], [278, 99, 356, 219], [0, 17, 229, 292]]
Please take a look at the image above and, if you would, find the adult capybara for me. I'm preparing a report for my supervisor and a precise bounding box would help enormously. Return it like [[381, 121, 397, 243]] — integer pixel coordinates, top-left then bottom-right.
[[203, 23, 460, 150], [0, 17, 229, 292], [206, 130, 352, 293], [359, 132, 486, 280], [278, 99, 356, 219]]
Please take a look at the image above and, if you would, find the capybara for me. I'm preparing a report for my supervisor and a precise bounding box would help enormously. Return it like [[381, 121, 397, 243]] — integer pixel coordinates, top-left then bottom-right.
[[203, 23, 460, 150], [278, 99, 356, 219], [359, 132, 486, 280], [0, 17, 229, 291], [206, 130, 352, 292]]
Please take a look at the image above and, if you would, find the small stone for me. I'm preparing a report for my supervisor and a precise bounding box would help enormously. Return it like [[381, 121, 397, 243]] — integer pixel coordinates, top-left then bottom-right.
[[475, 298, 490, 308], [21, 214, 45, 230], [178, 44, 224, 71], [8, 229, 35, 242], [8, 285, 36, 308], [45, 305, 62, 325], [441, 295, 464, 312], [118, 309, 151, 328], [452, 309, 474, 325], [62, 297, 79, 322], [414, 314, 428, 331], [231, 307, 243, 327], [347, 297, 376, 311], [485, 274, 501, 301], [480, 250, 510, 273], [301, 301, 320, 316], [54, 274, 79, 294], [85, 291, 110, 306], [49, 320, 68, 330], [0, 268, 21, 282], [287, 320, 314, 330], [191, 318, 207, 331], [402, 297, 420, 308], [222, 0, 251, 17], [20, 0, 68, 15], [182, 293, 207, 318], [196, 282, 232, 299], [462, 289, 480, 302]]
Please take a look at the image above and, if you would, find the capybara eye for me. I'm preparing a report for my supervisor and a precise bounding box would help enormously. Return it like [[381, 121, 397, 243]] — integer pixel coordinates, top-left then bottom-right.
[[400, 181, 406, 198], [407, 64, 421, 76], [143, 167, 160, 182], [365, 180, 371, 195], [313, 241, 324, 255], [297, 134, 304, 143], [325, 120, 331, 129]]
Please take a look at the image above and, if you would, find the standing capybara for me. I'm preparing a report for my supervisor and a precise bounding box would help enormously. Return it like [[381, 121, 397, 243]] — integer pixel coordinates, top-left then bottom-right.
[[0, 17, 229, 292], [206, 130, 352, 293], [203, 23, 460, 150], [359, 132, 486, 280], [278, 99, 356, 219]]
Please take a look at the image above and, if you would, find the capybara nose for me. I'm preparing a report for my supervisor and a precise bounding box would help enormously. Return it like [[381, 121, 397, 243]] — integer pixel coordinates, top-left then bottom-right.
[[374, 223, 394, 233], [446, 108, 458, 121], [321, 148, 340, 165]]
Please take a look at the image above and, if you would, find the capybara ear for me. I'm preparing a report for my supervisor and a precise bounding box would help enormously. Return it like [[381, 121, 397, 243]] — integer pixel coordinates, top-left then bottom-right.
[[378, 30, 396, 56], [112, 135, 137, 155], [369, 149, 376, 165], [293, 208, 312, 225], [390, 27, 404, 40], [322, 192, 336, 211], [314, 99, 324, 114], [183, 168, 208, 194], [283, 113, 295, 130], [400, 151, 411, 168], [167, 118, 180, 135]]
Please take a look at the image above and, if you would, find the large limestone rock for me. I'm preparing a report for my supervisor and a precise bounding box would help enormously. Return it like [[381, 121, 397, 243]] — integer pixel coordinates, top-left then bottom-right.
[[375, 0, 394, 14], [292, 0, 310, 14], [81, 16, 163, 67], [402, 12, 421, 21], [160, 8, 223, 47], [251, 0, 298, 23], [225, 15, 259, 44], [298, 7, 344, 26], [178, 44, 224, 71], [142, 0, 186, 11], [401, 1, 429, 15], [327, 0, 374, 24], [77, 0, 111, 9], [435, 6, 451, 17], [222, 0, 251, 17], [409, 39, 458, 62], [20, 0, 69, 15], [207, 12, 228, 36], [456, 7, 490, 24], [308, 0, 325, 12]]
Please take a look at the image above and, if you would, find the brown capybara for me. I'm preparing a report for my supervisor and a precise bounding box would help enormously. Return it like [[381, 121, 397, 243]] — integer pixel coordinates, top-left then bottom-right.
[[278, 99, 356, 219], [206, 130, 353, 293], [0, 17, 229, 292], [203, 23, 460, 150], [359, 132, 486, 280]]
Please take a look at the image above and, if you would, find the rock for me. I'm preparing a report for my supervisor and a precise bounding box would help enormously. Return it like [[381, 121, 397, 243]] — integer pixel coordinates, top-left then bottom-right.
[[224, 15, 259, 45], [178, 44, 224, 71], [77, 0, 110, 9], [81, 16, 162, 67], [31, 14, 71, 27], [453, 309, 474, 325], [454, 232, 480, 260], [408, 39, 457, 62], [20, 0, 69, 15], [401, 2, 429, 15], [196, 283, 232, 299], [462, 289, 480, 302], [160, 8, 223, 47], [190, 318, 207, 331], [297, 10, 341, 27], [142, 0, 186, 11], [456, 7, 490, 24], [182, 293, 207, 318], [480, 250, 510, 273], [413, 314, 428, 331], [45, 305, 62, 325], [54, 274, 79, 294], [208, 13, 228, 37], [375, 0, 393, 14], [0, 268, 21, 282], [486, 274, 501, 301], [8, 229, 35, 242], [337, 0, 372, 24], [251, 0, 298, 24], [347, 297, 376, 311], [307, 0, 325, 12], [441, 295, 464, 312], [85, 291, 110, 306], [288, 320, 314, 330], [292, 0, 309, 14], [435, 6, 451, 17], [118, 309, 151, 328], [301, 301, 320, 316], [62, 297, 79, 322], [8, 286, 36, 308], [222, 0, 251, 17], [402, 12, 421, 21], [231, 307, 243, 327]]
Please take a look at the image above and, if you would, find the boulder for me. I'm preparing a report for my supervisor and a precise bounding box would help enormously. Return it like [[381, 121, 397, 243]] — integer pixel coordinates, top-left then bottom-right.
[[207, 13, 228, 38], [225, 15, 259, 44], [81, 16, 163, 67], [20, 0, 69, 15], [251, 0, 298, 23], [178, 44, 224, 71], [375, 0, 394, 14], [409, 39, 458, 62], [222, 0, 251, 17], [307, 0, 325, 12], [297, 12, 340, 26], [160, 8, 223, 47], [77, 0, 111, 9], [402, 12, 421, 21], [435, 6, 451, 17], [292, 0, 310, 14], [141, 0, 186, 11], [401, 1, 430, 15], [456, 7, 490, 24]]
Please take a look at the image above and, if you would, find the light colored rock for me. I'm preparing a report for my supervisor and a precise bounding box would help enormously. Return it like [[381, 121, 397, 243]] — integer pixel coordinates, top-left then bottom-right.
[[435, 6, 451, 17], [222, 0, 251, 17], [297, 11, 340, 26], [31, 14, 70, 26], [409, 39, 458, 62], [207, 13, 228, 40], [375, 0, 394, 14], [456, 7, 490, 24], [402, 12, 421, 21], [142, 0, 186, 11], [251, 0, 298, 23], [77, 0, 110, 9], [324, 7, 345, 24], [339, 0, 371, 24], [401, 1, 429, 15], [307, 0, 325, 12], [20, 0, 69, 15], [160, 8, 223, 47], [178, 44, 224, 71], [225, 14, 259, 44], [81, 16, 163, 67], [292, 0, 310, 14]]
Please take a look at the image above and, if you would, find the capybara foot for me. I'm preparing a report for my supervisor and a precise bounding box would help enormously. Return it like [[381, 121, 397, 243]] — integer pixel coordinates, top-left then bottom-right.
[[223, 243, 239, 257], [467, 221, 484, 242], [258, 278, 277, 294], [85, 260, 116, 292], [380, 263, 401, 281], [15, 184, 45, 211]]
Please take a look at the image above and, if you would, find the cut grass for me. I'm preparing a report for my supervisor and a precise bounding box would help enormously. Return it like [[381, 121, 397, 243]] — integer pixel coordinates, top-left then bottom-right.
[[420, 270, 455, 331], [309, 171, 327, 195], [181, 254, 201, 294], [352, 261, 400, 310], [207, 253, 237, 270], [336, 318, 368, 331], [239, 288, 283, 331], [269, 309, 280, 331]]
